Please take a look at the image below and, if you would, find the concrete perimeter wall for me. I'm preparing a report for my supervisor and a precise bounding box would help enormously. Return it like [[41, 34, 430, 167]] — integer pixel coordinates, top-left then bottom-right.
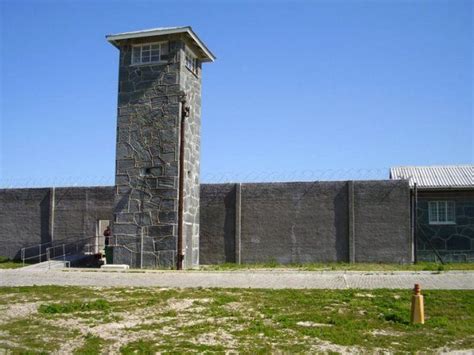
[[1, 180, 411, 264], [0, 187, 114, 260], [200, 180, 412, 264]]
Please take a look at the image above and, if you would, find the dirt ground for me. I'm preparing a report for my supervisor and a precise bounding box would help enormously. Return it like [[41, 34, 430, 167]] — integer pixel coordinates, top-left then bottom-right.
[[0, 286, 473, 353]]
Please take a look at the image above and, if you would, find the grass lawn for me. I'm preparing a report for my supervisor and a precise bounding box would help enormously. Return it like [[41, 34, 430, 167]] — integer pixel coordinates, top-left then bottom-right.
[[0, 259, 24, 269], [0, 286, 472, 353], [2, 254, 473, 271], [201, 261, 474, 272]]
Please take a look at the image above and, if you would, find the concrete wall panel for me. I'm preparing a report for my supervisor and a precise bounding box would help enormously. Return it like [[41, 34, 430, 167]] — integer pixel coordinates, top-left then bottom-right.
[[199, 184, 236, 264], [353, 180, 411, 263], [239, 182, 349, 264], [200, 180, 411, 265], [0, 187, 114, 260], [0, 188, 50, 259]]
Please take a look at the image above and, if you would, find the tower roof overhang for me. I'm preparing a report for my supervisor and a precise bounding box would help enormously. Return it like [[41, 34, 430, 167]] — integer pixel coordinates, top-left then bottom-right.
[[106, 26, 216, 62]]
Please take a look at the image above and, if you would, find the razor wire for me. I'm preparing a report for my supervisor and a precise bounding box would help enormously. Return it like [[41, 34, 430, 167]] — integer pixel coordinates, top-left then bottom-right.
[[200, 167, 389, 184], [0, 175, 115, 188], [0, 168, 390, 188]]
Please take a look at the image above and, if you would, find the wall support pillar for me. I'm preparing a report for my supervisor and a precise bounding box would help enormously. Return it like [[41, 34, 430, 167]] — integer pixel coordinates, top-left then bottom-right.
[[235, 183, 242, 264], [348, 181, 355, 263], [49, 187, 55, 242]]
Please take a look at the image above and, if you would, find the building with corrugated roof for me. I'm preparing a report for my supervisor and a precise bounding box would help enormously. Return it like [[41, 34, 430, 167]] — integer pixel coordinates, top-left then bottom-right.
[[390, 165, 474, 262]]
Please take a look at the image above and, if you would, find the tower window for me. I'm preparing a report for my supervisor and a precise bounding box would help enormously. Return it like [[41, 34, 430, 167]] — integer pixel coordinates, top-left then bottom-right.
[[185, 48, 199, 75], [131, 42, 168, 65]]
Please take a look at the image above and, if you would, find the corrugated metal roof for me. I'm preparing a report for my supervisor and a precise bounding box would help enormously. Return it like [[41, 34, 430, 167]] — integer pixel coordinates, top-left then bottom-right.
[[389, 165, 474, 189], [106, 26, 216, 62]]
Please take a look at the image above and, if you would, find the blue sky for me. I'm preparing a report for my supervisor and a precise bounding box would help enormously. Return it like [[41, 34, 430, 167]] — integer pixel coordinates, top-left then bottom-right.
[[0, 0, 472, 186]]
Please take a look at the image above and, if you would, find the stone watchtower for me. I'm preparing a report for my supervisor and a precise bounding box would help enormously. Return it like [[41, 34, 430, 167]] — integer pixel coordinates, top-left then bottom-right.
[[106, 27, 215, 269]]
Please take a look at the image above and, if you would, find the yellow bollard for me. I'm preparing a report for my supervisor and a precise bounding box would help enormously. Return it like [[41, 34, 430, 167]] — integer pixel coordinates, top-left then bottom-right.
[[411, 283, 425, 324]]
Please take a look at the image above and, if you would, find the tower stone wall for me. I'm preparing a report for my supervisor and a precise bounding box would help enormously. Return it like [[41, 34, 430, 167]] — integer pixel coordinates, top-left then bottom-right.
[[110, 31, 208, 269], [180, 54, 202, 268]]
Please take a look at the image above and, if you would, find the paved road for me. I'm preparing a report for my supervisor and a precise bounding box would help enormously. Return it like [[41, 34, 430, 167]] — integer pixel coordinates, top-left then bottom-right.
[[1, 269, 473, 289]]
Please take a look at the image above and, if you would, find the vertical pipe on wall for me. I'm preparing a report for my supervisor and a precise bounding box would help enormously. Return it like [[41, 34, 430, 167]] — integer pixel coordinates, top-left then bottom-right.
[[235, 183, 242, 264], [348, 181, 355, 263], [413, 182, 418, 264], [177, 98, 188, 270]]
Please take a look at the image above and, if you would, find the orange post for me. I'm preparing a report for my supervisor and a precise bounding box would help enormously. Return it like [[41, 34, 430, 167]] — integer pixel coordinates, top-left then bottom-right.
[[411, 284, 425, 324]]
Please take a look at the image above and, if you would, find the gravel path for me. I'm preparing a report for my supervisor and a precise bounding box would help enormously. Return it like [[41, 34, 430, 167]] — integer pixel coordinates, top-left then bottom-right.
[[1, 269, 473, 289]]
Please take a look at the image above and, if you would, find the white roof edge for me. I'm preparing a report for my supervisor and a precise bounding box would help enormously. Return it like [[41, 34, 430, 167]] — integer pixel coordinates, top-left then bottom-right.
[[391, 164, 472, 168], [106, 26, 216, 62]]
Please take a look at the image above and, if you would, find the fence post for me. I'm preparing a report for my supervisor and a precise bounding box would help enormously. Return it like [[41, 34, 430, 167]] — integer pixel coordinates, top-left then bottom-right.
[[63, 244, 66, 261], [21, 248, 25, 266]]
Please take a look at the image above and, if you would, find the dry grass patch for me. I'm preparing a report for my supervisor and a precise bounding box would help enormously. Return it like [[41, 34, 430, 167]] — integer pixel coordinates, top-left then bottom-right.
[[0, 286, 472, 353]]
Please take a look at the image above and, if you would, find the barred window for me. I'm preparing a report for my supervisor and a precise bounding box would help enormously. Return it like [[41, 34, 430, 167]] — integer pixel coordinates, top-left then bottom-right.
[[131, 42, 168, 65], [185, 48, 198, 75], [428, 201, 455, 224]]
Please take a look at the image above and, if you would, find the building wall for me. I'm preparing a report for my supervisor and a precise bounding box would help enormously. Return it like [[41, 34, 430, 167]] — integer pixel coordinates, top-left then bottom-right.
[[0, 187, 114, 260], [200, 180, 412, 264], [416, 190, 474, 262]]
